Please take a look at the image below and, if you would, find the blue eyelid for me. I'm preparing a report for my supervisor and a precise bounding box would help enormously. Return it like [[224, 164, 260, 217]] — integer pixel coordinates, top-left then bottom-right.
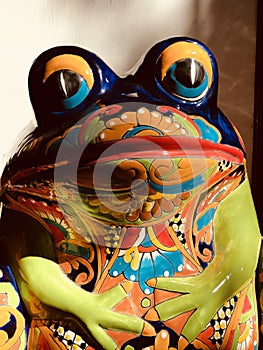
[[61, 79, 89, 110], [167, 64, 208, 99]]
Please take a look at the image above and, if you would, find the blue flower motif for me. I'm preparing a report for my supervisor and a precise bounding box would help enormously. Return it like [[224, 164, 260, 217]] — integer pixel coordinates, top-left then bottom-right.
[[109, 231, 184, 295]]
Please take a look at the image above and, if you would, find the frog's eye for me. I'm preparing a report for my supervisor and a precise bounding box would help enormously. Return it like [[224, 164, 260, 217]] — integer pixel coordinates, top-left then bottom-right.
[[157, 41, 213, 101], [162, 58, 208, 99], [42, 54, 94, 110]]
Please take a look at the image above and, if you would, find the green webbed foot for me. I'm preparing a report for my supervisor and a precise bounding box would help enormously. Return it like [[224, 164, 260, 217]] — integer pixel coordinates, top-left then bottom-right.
[[20, 256, 155, 350], [146, 273, 231, 343], [146, 179, 261, 343]]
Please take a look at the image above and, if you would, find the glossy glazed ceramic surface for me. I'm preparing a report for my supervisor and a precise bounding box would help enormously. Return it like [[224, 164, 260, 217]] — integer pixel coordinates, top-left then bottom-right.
[[0, 37, 261, 350]]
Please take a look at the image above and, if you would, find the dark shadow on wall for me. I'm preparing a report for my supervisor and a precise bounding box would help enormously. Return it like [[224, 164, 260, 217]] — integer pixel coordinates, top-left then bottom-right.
[[253, 3, 263, 346], [192, 0, 257, 178], [252, 0, 263, 231], [201, 0, 261, 228]]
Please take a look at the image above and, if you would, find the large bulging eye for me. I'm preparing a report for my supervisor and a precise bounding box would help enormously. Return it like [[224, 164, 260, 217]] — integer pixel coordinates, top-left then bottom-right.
[[157, 41, 213, 101], [44, 69, 89, 109], [42, 54, 94, 111], [162, 58, 208, 99]]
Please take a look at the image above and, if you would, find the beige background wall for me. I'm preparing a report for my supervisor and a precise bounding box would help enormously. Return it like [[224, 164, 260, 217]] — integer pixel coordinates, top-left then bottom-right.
[[0, 0, 257, 174]]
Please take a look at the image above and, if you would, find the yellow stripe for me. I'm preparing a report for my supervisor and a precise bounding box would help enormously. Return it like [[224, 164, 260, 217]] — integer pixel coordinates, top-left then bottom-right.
[[148, 226, 178, 252], [238, 321, 251, 343], [158, 41, 213, 87], [43, 54, 94, 89]]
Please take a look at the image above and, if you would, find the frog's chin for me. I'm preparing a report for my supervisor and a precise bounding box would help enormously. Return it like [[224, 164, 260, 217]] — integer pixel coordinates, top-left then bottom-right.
[[85, 219, 159, 249], [68, 187, 174, 231], [78, 213, 170, 250], [98, 212, 175, 229]]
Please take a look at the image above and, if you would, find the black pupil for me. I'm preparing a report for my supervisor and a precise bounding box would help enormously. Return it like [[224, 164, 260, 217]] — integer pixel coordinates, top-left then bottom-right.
[[44, 69, 82, 99], [173, 58, 205, 88]]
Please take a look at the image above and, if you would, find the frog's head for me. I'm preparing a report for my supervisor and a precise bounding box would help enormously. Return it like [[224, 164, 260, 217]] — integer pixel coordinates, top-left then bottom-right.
[[1, 37, 245, 243]]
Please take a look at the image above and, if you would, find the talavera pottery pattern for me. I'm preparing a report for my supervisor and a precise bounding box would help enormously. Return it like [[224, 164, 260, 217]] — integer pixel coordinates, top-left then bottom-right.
[[0, 37, 262, 350]]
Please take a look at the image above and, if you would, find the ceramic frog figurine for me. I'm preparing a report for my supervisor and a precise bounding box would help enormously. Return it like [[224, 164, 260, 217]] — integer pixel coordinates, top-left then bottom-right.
[[0, 37, 261, 350]]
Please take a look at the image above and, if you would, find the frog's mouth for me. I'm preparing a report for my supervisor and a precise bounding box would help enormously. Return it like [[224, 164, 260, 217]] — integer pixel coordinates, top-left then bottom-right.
[[78, 135, 243, 175], [47, 103, 244, 227], [6, 103, 245, 228], [74, 134, 244, 226]]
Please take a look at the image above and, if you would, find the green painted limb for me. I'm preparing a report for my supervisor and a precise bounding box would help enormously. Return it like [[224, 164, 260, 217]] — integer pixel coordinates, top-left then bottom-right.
[[201, 177, 261, 301], [154, 293, 194, 320], [150, 277, 218, 343], [148, 178, 261, 343], [20, 256, 155, 350], [148, 275, 201, 293], [99, 310, 148, 334], [20, 256, 105, 314], [96, 283, 131, 309]]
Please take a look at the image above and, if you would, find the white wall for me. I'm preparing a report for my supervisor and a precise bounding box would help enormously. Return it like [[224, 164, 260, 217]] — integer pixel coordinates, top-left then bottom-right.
[[0, 0, 256, 173]]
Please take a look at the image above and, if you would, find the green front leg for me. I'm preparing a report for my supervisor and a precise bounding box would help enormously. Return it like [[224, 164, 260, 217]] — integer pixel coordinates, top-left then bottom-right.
[[20, 256, 155, 350], [146, 178, 261, 343]]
